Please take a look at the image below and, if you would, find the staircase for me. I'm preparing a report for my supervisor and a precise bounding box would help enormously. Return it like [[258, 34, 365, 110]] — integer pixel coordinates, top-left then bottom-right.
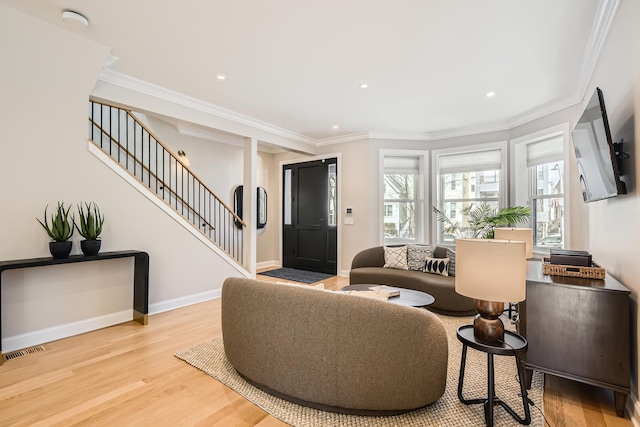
[[88, 100, 246, 267]]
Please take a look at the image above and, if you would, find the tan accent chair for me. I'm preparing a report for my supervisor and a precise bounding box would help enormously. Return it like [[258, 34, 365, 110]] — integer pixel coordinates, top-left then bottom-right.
[[221, 277, 448, 415], [350, 246, 475, 316]]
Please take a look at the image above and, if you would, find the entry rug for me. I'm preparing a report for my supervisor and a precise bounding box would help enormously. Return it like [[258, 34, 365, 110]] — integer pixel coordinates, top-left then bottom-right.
[[258, 267, 334, 284], [176, 315, 545, 427]]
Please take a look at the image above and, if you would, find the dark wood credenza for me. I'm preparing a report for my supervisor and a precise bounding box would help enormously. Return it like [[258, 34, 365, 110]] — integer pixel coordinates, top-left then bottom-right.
[[0, 250, 149, 365], [518, 260, 630, 417]]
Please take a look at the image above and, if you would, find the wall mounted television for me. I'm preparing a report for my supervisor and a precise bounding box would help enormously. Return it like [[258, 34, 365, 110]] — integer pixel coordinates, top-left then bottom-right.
[[571, 87, 627, 202]]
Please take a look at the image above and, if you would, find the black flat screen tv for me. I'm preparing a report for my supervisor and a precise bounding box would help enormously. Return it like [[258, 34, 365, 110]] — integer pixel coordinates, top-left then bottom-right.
[[571, 87, 626, 202]]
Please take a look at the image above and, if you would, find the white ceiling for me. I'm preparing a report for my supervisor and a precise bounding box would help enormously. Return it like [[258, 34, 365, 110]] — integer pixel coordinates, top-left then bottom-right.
[[2, 0, 611, 142]]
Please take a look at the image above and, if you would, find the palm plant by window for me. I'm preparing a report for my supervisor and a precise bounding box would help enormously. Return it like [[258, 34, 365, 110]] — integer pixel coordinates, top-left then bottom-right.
[[433, 203, 531, 239]]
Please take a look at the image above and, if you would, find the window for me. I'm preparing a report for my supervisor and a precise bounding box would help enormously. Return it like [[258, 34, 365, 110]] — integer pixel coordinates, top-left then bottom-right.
[[328, 163, 337, 226], [434, 145, 505, 243], [512, 130, 565, 249], [527, 137, 564, 248], [381, 151, 428, 243]]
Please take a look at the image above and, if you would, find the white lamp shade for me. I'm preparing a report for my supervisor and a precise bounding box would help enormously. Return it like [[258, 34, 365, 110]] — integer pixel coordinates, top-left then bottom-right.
[[494, 227, 533, 258], [455, 239, 526, 302]]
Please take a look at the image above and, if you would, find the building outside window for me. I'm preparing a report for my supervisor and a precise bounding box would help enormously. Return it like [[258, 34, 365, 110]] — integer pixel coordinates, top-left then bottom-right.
[[434, 145, 505, 243], [528, 146, 564, 248], [512, 130, 565, 249]]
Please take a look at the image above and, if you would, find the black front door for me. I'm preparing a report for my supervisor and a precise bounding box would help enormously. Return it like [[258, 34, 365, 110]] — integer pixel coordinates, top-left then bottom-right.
[[283, 158, 337, 274]]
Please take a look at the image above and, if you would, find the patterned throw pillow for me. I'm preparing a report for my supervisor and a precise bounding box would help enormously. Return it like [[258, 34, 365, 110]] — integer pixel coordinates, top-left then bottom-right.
[[383, 246, 408, 270], [407, 244, 433, 271], [446, 248, 456, 276], [424, 257, 450, 276]]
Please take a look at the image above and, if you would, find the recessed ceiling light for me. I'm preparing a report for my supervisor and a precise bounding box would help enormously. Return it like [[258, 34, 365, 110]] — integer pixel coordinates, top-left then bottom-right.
[[359, 83, 369, 89], [332, 125, 339, 129], [216, 74, 226, 80], [62, 10, 89, 29], [486, 91, 496, 98]]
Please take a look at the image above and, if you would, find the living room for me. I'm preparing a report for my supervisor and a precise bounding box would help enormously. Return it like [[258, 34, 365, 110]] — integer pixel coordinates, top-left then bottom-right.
[[1, 0, 639, 425]]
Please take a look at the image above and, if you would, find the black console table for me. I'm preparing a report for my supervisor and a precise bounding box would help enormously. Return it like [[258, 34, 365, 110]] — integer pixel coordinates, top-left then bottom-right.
[[518, 260, 630, 417], [0, 250, 149, 365]]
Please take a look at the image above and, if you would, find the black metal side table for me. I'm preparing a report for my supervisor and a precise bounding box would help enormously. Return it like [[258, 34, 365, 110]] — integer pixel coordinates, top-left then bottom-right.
[[456, 325, 531, 426]]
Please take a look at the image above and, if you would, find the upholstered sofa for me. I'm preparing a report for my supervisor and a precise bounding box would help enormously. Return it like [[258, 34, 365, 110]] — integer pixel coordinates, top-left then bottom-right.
[[349, 245, 475, 316], [221, 277, 448, 415]]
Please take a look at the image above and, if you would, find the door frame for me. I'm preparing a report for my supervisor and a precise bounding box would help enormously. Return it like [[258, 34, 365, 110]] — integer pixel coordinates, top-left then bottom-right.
[[278, 153, 342, 275]]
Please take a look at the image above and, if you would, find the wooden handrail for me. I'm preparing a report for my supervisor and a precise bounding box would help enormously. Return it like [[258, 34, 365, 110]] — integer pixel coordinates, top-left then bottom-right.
[[88, 99, 243, 225], [89, 116, 246, 228], [89, 119, 215, 232]]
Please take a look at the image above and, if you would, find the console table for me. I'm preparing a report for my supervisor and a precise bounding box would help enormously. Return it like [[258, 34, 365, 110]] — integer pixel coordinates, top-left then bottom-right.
[[0, 250, 149, 365], [518, 260, 630, 417]]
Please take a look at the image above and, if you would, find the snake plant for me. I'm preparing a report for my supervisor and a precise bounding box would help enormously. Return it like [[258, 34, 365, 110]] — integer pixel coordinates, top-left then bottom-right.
[[76, 202, 104, 240], [37, 202, 75, 241]]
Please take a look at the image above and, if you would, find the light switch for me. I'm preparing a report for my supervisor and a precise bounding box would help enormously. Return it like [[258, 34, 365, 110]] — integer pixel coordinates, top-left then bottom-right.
[[344, 217, 354, 225]]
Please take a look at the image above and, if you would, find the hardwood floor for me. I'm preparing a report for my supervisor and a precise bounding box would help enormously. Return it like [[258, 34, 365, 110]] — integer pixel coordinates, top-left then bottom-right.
[[0, 272, 632, 426]]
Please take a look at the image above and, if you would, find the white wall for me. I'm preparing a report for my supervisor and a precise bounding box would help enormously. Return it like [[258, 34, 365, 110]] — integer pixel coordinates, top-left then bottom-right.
[[575, 0, 640, 402], [0, 5, 241, 352]]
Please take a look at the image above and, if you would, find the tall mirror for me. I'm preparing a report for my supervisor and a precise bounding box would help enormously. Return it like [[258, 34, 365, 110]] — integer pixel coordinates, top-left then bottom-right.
[[233, 185, 267, 229]]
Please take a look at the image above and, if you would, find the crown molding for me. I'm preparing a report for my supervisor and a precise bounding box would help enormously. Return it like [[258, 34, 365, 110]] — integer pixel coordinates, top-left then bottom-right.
[[175, 123, 285, 154], [316, 132, 370, 145], [97, 69, 317, 146], [175, 124, 244, 147], [576, 0, 621, 102], [99, 0, 617, 152]]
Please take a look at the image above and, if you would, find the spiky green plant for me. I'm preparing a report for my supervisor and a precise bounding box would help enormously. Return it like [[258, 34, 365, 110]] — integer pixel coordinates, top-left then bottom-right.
[[37, 202, 75, 242], [433, 203, 531, 239], [76, 202, 104, 240]]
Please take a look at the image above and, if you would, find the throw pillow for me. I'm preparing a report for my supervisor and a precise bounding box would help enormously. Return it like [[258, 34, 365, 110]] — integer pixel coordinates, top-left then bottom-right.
[[446, 248, 456, 276], [407, 244, 433, 271], [424, 257, 450, 276], [383, 245, 408, 270]]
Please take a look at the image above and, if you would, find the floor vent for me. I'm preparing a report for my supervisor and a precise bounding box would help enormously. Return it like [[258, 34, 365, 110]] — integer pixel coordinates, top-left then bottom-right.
[[3, 345, 46, 361]]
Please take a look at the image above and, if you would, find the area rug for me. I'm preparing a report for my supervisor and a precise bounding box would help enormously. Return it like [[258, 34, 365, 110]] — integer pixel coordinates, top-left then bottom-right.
[[176, 314, 545, 426], [258, 267, 334, 284]]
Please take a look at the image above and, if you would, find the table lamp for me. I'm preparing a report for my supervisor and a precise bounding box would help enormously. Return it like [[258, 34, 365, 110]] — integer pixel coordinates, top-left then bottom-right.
[[455, 239, 526, 343], [494, 227, 533, 259]]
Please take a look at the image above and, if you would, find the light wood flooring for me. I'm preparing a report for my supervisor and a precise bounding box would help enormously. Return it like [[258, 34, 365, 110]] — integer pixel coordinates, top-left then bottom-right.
[[0, 272, 632, 426]]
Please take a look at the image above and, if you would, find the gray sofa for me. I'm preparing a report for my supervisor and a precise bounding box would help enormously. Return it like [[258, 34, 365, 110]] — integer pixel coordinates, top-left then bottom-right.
[[349, 246, 475, 316], [221, 277, 448, 415]]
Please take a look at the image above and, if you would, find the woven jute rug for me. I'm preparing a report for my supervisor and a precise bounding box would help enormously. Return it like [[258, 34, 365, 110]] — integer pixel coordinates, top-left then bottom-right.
[[176, 314, 544, 426]]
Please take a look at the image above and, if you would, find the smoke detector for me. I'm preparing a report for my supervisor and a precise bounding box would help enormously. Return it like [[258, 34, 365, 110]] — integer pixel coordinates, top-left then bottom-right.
[[62, 10, 89, 29]]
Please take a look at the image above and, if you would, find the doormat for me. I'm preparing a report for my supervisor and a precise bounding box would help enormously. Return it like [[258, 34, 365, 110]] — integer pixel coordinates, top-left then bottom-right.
[[259, 268, 334, 284]]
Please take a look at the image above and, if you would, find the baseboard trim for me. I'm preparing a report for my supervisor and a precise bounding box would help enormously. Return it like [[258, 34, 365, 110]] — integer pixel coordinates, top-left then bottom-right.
[[1, 310, 132, 353], [149, 289, 222, 315], [256, 260, 279, 270], [1, 290, 223, 353], [629, 392, 639, 426]]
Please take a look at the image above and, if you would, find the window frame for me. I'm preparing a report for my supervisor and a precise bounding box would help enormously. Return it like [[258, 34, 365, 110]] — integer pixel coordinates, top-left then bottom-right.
[[510, 123, 571, 253], [379, 149, 429, 245], [431, 141, 508, 245]]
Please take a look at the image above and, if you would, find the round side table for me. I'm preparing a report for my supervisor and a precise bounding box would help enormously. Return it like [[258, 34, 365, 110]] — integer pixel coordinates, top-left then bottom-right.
[[456, 324, 532, 426]]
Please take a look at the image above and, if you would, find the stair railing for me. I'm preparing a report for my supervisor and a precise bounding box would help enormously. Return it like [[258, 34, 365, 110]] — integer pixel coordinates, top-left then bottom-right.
[[88, 100, 245, 266]]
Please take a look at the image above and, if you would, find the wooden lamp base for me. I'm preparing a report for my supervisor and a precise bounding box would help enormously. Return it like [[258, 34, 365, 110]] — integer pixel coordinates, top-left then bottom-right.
[[472, 299, 505, 343]]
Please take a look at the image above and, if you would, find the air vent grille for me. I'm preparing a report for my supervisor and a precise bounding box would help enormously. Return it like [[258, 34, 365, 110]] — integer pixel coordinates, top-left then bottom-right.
[[3, 345, 46, 361]]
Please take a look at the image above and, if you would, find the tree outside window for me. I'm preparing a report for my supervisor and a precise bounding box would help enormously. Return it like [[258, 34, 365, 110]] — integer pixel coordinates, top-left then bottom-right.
[[383, 173, 416, 239]]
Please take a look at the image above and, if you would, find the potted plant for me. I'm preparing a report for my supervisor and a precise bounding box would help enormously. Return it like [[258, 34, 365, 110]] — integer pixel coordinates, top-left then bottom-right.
[[433, 203, 531, 239], [37, 202, 75, 259], [76, 202, 105, 256]]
